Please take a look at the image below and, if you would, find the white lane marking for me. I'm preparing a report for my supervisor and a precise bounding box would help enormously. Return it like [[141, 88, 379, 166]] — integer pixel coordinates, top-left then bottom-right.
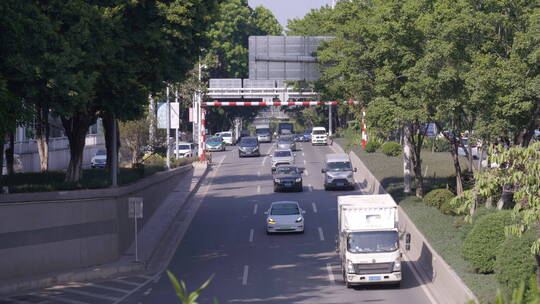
[[242, 265, 249, 286], [262, 155, 268, 165], [249, 229, 254, 242], [253, 204, 258, 215], [62, 288, 119, 301], [143, 288, 152, 296], [308, 184, 313, 192], [312, 203, 318, 213], [303, 159, 306, 165], [91, 283, 130, 293], [326, 263, 335, 285], [318, 227, 325, 241], [257, 185, 261, 193], [302, 152, 305, 156], [305, 169, 309, 176], [257, 171, 261, 177]]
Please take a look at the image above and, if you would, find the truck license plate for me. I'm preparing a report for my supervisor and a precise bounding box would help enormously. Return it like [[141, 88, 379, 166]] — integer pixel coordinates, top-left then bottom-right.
[[368, 276, 381, 281]]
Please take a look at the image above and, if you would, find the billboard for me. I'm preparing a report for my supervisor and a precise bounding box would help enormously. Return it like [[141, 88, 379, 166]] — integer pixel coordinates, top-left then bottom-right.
[[157, 102, 179, 129]]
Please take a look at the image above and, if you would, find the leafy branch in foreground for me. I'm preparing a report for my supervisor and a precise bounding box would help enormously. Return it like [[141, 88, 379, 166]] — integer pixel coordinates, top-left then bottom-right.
[[167, 271, 217, 304]]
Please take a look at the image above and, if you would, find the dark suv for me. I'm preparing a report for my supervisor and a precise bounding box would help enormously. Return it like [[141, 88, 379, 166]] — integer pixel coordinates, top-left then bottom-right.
[[238, 136, 260, 157]]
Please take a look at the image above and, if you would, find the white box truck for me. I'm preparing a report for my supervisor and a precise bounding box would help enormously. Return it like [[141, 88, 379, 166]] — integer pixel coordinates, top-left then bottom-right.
[[337, 194, 410, 288]]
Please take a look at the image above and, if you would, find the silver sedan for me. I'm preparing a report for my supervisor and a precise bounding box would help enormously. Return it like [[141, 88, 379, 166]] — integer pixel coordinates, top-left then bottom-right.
[[265, 201, 305, 234]]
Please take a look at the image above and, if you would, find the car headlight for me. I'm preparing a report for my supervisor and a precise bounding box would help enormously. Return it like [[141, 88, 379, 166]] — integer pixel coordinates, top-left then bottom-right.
[[274, 178, 280, 183], [346, 260, 355, 274], [347, 172, 353, 178], [253, 146, 259, 151], [326, 176, 333, 182], [295, 217, 303, 223], [393, 259, 401, 271], [295, 177, 301, 182], [267, 218, 276, 224]]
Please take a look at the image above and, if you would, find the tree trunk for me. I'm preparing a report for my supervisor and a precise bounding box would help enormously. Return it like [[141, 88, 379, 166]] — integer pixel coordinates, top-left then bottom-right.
[[35, 103, 50, 172], [62, 113, 94, 183], [517, 99, 539, 147], [102, 112, 120, 172], [412, 146, 424, 198], [406, 124, 425, 198], [451, 142, 464, 195], [6, 131, 15, 176], [0, 136, 5, 175], [403, 126, 412, 193]]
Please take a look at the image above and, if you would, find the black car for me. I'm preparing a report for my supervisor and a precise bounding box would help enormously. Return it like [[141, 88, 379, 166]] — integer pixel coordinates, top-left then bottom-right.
[[238, 136, 260, 157], [272, 166, 304, 192], [293, 133, 304, 142]]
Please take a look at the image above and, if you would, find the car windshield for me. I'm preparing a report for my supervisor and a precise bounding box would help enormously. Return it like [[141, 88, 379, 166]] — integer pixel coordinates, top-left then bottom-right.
[[208, 137, 222, 143], [274, 151, 292, 157], [240, 138, 257, 146], [178, 145, 191, 150], [327, 161, 352, 171], [256, 128, 270, 134], [347, 231, 399, 253], [313, 130, 326, 135], [275, 167, 297, 174], [271, 204, 300, 215], [279, 136, 293, 142], [96, 149, 106, 156], [221, 133, 231, 137]]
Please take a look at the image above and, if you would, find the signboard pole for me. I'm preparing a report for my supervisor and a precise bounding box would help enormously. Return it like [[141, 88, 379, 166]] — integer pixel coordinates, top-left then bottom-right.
[[166, 85, 171, 169], [328, 104, 333, 137], [128, 197, 143, 263], [175, 89, 179, 159]]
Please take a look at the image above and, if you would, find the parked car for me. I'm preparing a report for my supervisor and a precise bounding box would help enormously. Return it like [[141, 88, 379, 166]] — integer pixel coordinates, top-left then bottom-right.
[[175, 142, 195, 158], [272, 166, 304, 192], [238, 136, 260, 157], [91, 149, 107, 169], [277, 134, 296, 151], [457, 137, 479, 159], [265, 201, 305, 234], [206, 136, 226, 152]]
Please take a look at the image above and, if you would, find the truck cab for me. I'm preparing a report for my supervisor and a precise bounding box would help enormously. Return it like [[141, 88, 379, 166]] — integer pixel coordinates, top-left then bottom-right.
[[337, 195, 409, 288]]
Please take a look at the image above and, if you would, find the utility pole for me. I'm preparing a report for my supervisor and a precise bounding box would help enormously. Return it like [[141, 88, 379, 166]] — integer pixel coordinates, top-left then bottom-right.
[[196, 60, 204, 159], [403, 125, 412, 193], [111, 115, 118, 187], [166, 85, 171, 169], [328, 104, 333, 137], [175, 88, 179, 159]]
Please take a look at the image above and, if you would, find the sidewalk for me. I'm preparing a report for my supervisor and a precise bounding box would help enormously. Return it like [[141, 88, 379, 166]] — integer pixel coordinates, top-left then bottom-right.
[[0, 162, 209, 296]]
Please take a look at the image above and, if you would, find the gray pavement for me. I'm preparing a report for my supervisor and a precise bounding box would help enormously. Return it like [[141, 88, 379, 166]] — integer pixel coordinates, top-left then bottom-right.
[[122, 142, 433, 303]]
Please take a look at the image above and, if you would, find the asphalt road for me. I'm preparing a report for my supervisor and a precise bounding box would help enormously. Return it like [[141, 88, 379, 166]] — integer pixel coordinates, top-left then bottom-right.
[[122, 142, 433, 304]]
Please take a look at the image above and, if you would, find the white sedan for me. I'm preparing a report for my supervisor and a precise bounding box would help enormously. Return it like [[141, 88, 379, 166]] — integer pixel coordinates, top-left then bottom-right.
[[265, 201, 305, 234]]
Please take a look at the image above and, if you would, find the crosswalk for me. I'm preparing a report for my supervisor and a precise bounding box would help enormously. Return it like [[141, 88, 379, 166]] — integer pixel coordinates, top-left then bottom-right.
[[0, 275, 157, 304]]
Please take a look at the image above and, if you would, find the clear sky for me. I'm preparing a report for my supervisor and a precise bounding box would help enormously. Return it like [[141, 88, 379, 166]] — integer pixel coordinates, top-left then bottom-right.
[[248, 0, 334, 30]]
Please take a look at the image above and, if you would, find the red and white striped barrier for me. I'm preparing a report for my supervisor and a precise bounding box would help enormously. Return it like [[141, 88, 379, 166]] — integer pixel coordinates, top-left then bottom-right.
[[202, 100, 361, 106]]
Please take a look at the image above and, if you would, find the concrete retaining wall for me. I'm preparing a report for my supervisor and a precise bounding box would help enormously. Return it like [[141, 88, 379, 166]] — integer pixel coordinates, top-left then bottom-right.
[[335, 143, 477, 303], [0, 165, 193, 281]]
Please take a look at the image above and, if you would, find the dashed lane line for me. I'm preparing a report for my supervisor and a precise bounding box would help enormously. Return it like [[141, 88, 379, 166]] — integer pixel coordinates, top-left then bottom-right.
[[249, 229, 254, 242], [257, 185, 261, 193], [312, 203, 318, 213], [308, 184, 313, 192], [143, 288, 152, 296], [318, 227, 325, 241], [326, 263, 335, 285], [242, 265, 249, 286], [253, 203, 258, 215]]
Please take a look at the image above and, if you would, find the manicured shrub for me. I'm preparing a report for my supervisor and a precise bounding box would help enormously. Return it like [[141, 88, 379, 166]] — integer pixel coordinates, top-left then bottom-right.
[[364, 141, 381, 153], [494, 228, 537, 292], [462, 210, 514, 273], [381, 142, 402, 157], [423, 188, 454, 208], [440, 200, 462, 215], [459, 207, 498, 240], [143, 154, 165, 168]]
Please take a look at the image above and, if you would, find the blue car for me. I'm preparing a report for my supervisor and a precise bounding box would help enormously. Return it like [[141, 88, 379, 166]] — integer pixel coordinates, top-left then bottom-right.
[[302, 130, 312, 142]]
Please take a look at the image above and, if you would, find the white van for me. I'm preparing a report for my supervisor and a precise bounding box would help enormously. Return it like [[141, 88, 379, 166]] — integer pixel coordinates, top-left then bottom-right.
[[311, 127, 328, 145]]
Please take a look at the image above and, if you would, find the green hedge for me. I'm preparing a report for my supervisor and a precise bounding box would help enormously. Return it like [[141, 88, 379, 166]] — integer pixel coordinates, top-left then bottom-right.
[[460, 207, 498, 240], [381, 142, 402, 157], [364, 141, 381, 153], [423, 188, 454, 208], [462, 210, 514, 273], [494, 228, 537, 292]]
